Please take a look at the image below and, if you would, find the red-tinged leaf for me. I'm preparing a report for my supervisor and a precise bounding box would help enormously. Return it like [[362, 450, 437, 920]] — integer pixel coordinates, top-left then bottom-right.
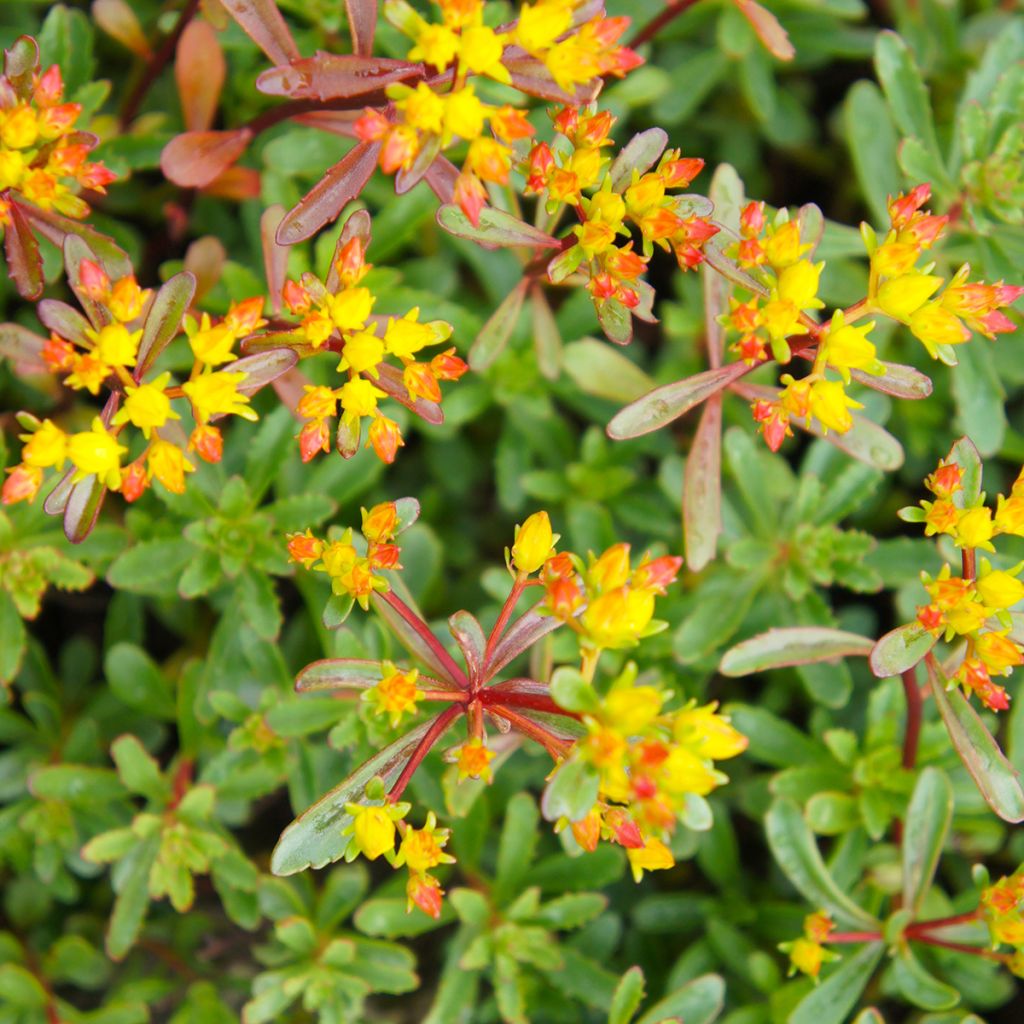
[[257, 54, 419, 100], [375, 362, 444, 425], [292, 110, 361, 137], [449, 610, 485, 683], [346, 0, 378, 55], [176, 20, 226, 132], [203, 166, 261, 200], [276, 141, 380, 245], [684, 393, 722, 571], [325, 208, 372, 292], [703, 235, 768, 296], [270, 365, 309, 415], [531, 284, 561, 381], [392, 497, 421, 535], [424, 156, 459, 204], [243, 330, 310, 356], [38, 300, 90, 345], [721, 627, 875, 676], [562, 339, 655, 403], [470, 280, 527, 371], [503, 54, 601, 104], [220, 0, 300, 65], [295, 658, 384, 692], [160, 129, 253, 189], [231, 348, 299, 397], [43, 469, 75, 516], [260, 206, 288, 313], [609, 128, 668, 192], [437, 204, 560, 250], [702, 180, 737, 369], [597, 297, 633, 346], [135, 272, 196, 380], [16, 200, 132, 279], [851, 361, 932, 400], [271, 718, 451, 874], [92, 0, 152, 59], [930, 668, 1024, 823], [734, 0, 795, 60], [4, 36, 39, 100], [486, 604, 564, 678], [395, 134, 441, 195], [336, 414, 361, 458], [0, 323, 47, 373], [4, 200, 43, 299], [62, 234, 110, 327], [183, 236, 226, 304], [64, 474, 107, 544], [607, 363, 751, 440], [945, 436, 982, 506], [869, 622, 937, 678]]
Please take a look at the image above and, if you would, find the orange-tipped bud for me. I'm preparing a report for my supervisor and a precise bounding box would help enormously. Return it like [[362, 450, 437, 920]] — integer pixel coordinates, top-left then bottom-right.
[[552, 106, 578, 139], [490, 105, 534, 142], [335, 237, 367, 287], [78, 161, 117, 191], [121, 460, 149, 503], [34, 64, 64, 106], [888, 183, 930, 228], [570, 809, 601, 852], [42, 333, 76, 371], [380, 125, 418, 174], [545, 573, 583, 620], [1, 463, 42, 505], [369, 415, 404, 464], [752, 400, 790, 452], [362, 501, 399, 544], [298, 419, 331, 462], [577, 110, 615, 148], [403, 362, 442, 403], [354, 107, 390, 142], [282, 279, 312, 314], [287, 529, 324, 567], [453, 171, 487, 228], [368, 542, 402, 570], [605, 808, 644, 849], [660, 156, 704, 188], [430, 348, 468, 381], [524, 142, 554, 193], [407, 874, 443, 919], [224, 296, 266, 335], [633, 555, 683, 594], [739, 200, 766, 238], [189, 424, 224, 463]]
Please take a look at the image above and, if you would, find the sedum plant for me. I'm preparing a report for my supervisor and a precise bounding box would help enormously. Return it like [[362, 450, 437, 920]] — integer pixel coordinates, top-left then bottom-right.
[[0, 1, 1022, 1023]]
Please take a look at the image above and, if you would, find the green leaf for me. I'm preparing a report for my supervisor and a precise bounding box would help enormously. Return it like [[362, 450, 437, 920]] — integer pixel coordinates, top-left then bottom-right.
[[110, 735, 170, 803], [239, 571, 282, 641], [495, 793, 539, 899], [805, 792, 861, 835], [844, 80, 901, 224], [29, 764, 125, 804], [107, 833, 160, 960], [549, 666, 599, 713], [105, 643, 176, 719], [135, 273, 196, 379], [635, 972, 725, 1024], [0, 962, 47, 1007], [951, 340, 1006, 458], [902, 767, 953, 914], [0, 590, 26, 683], [720, 627, 873, 676], [891, 946, 959, 1010], [930, 670, 1024, 823], [470, 280, 526, 372], [272, 718, 454, 874], [789, 943, 884, 1024], [563, 339, 655, 404], [437, 204, 559, 249], [531, 892, 606, 930], [107, 539, 195, 595], [874, 32, 941, 166], [727, 705, 824, 767], [541, 759, 601, 823], [323, 593, 355, 630], [869, 622, 936, 678], [765, 800, 880, 929], [945, 437, 982, 507], [609, 966, 646, 1024], [354, 897, 454, 937]]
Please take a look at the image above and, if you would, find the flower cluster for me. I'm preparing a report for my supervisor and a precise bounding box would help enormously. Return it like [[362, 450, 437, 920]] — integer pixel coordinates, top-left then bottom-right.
[[981, 869, 1024, 974], [865, 184, 1023, 360], [561, 667, 748, 881], [3, 261, 266, 506], [780, 912, 838, 981], [344, 787, 456, 918], [0, 57, 114, 227], [279, 237, 464, 464], [358, 0, 640, 225], [907, 459, 1024, 711], [538, 533, 683, 654], [528, 106, 716, 311], [286, 501, 403, 609]]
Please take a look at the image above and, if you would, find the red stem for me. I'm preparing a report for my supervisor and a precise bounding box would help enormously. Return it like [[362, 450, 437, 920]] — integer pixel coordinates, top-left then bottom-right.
[[482, 689, 580, 718], [913, 936, 1008, 961], [388, 705, 463, 801], [120, 0, 202, 129], [379, 590, 469, 689], [962, 548, 976, 582], [628, 0, 704, 49], [483, 577, 526, 668], [828, 931, 882, 944], [494, 705, 573, 760], [906, 909, 981, 935], [901, 667, 922, 770]]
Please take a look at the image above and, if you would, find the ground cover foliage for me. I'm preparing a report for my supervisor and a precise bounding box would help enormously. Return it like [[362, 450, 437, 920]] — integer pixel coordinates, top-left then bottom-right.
[[0, 0, 1023, 1021]]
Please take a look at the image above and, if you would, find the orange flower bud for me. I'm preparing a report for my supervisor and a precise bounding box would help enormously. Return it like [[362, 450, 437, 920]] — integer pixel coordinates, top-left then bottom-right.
[[659, 156, 704, 188], [605, 808, 644, 849], [1, 463, 42, 505], [633, 555, 682, 594], [430, 348, 468, 381], [453, 170, 487, 227], [189, 424, 224, 463], [888, 183, 930, 228], [403, 362, 442, 403], [34, 64, 64, 106], [354, 107, 390, 142], [78, 259, 110, 299], [335, 237, 367, 287], [380, 125, 418, 174], [369, 415, 404, 464], [282, 279, 312, 314], [298, 418, 331, 462], [121, 460, 149, 503], [570, 809, 602, 853], [362, 502, 399, 544], [42, 333, 75, 370], [287, 529, 324, 567], [407, 873, 443, 919]]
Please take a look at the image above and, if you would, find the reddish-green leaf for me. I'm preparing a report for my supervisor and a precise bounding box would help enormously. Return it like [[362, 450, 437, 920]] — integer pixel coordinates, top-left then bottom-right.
[[160, 129, 253, 189], [176, 20, 225, 132], [851, 361, 932, 400], [530, 285, 561, 381], [609, 129, 668, 192], [470, 280, 526, 371], [869, 622, 936, 678], [220, 0, 300, 64], [684, 394, 723, 571], [257, 55, 418, 100], [4, 36, 39, 99], [346, 0, 379, 55], [734, 0, 795, 60], [64, 474, 107, 544], [0, 323, 47, 372], [4, 199, 43, 299], [135, 272, 196, 380], [277, 142, 380, 244], [92, 0, 151, 59], [231, 348, 299, 397], [437, 204, 560, 250], [722, 627, 874, 676]]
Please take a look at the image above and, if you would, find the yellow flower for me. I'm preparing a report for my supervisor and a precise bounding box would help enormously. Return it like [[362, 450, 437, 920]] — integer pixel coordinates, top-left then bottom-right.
[[995, 495, 1024, 536], [147, 438, 194, 494], [776, 260, 824, 311], [759, 298, 804, 344], [787, 938, 826, 979], [338, 377, 386, 423], [92, 322, 141, 368], [65, 353, 110, 395], [875, 273, 943, 323], [68, 418, 127, 487], [188, 313, 238, 366], [113, 372, 179, 438], [511, 510, 558, 574], [384, 310, 448, 360], [908, 301, 971, 358], [627, 837, 674, 881], [673, 703, 748, 760], [976, 568, 1024, 611], [943, 598, 988, 637], [339, 330, 385, 375], [0, 149, 26, 190], [823, 314, 880, 382], [808, 379, 861, 434], [661, 746, 723, 796], [393, 81, 446, 134], [871, 241, 918, 279], [459, 25, 509, 83], [588, 543, 632, 591], [581, 587, 655, 649], [602, 686, 663, 735], [975, 631, 1024, 674], [328, 287, 374, 333], [183, 372, 256, 423], [955, 506, 995, 552], [365, 664, 422, 727], [515, 1, 572, 52], [444, 86, 487, 141], [20, 419, 67, 469], [348, 805, 396, 860], [456, 739, 496, 782], [408, 24, 460, 70], [763, 221, 810, 269], [2, 106, 39, 149], [396, 812, 454, 873]]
